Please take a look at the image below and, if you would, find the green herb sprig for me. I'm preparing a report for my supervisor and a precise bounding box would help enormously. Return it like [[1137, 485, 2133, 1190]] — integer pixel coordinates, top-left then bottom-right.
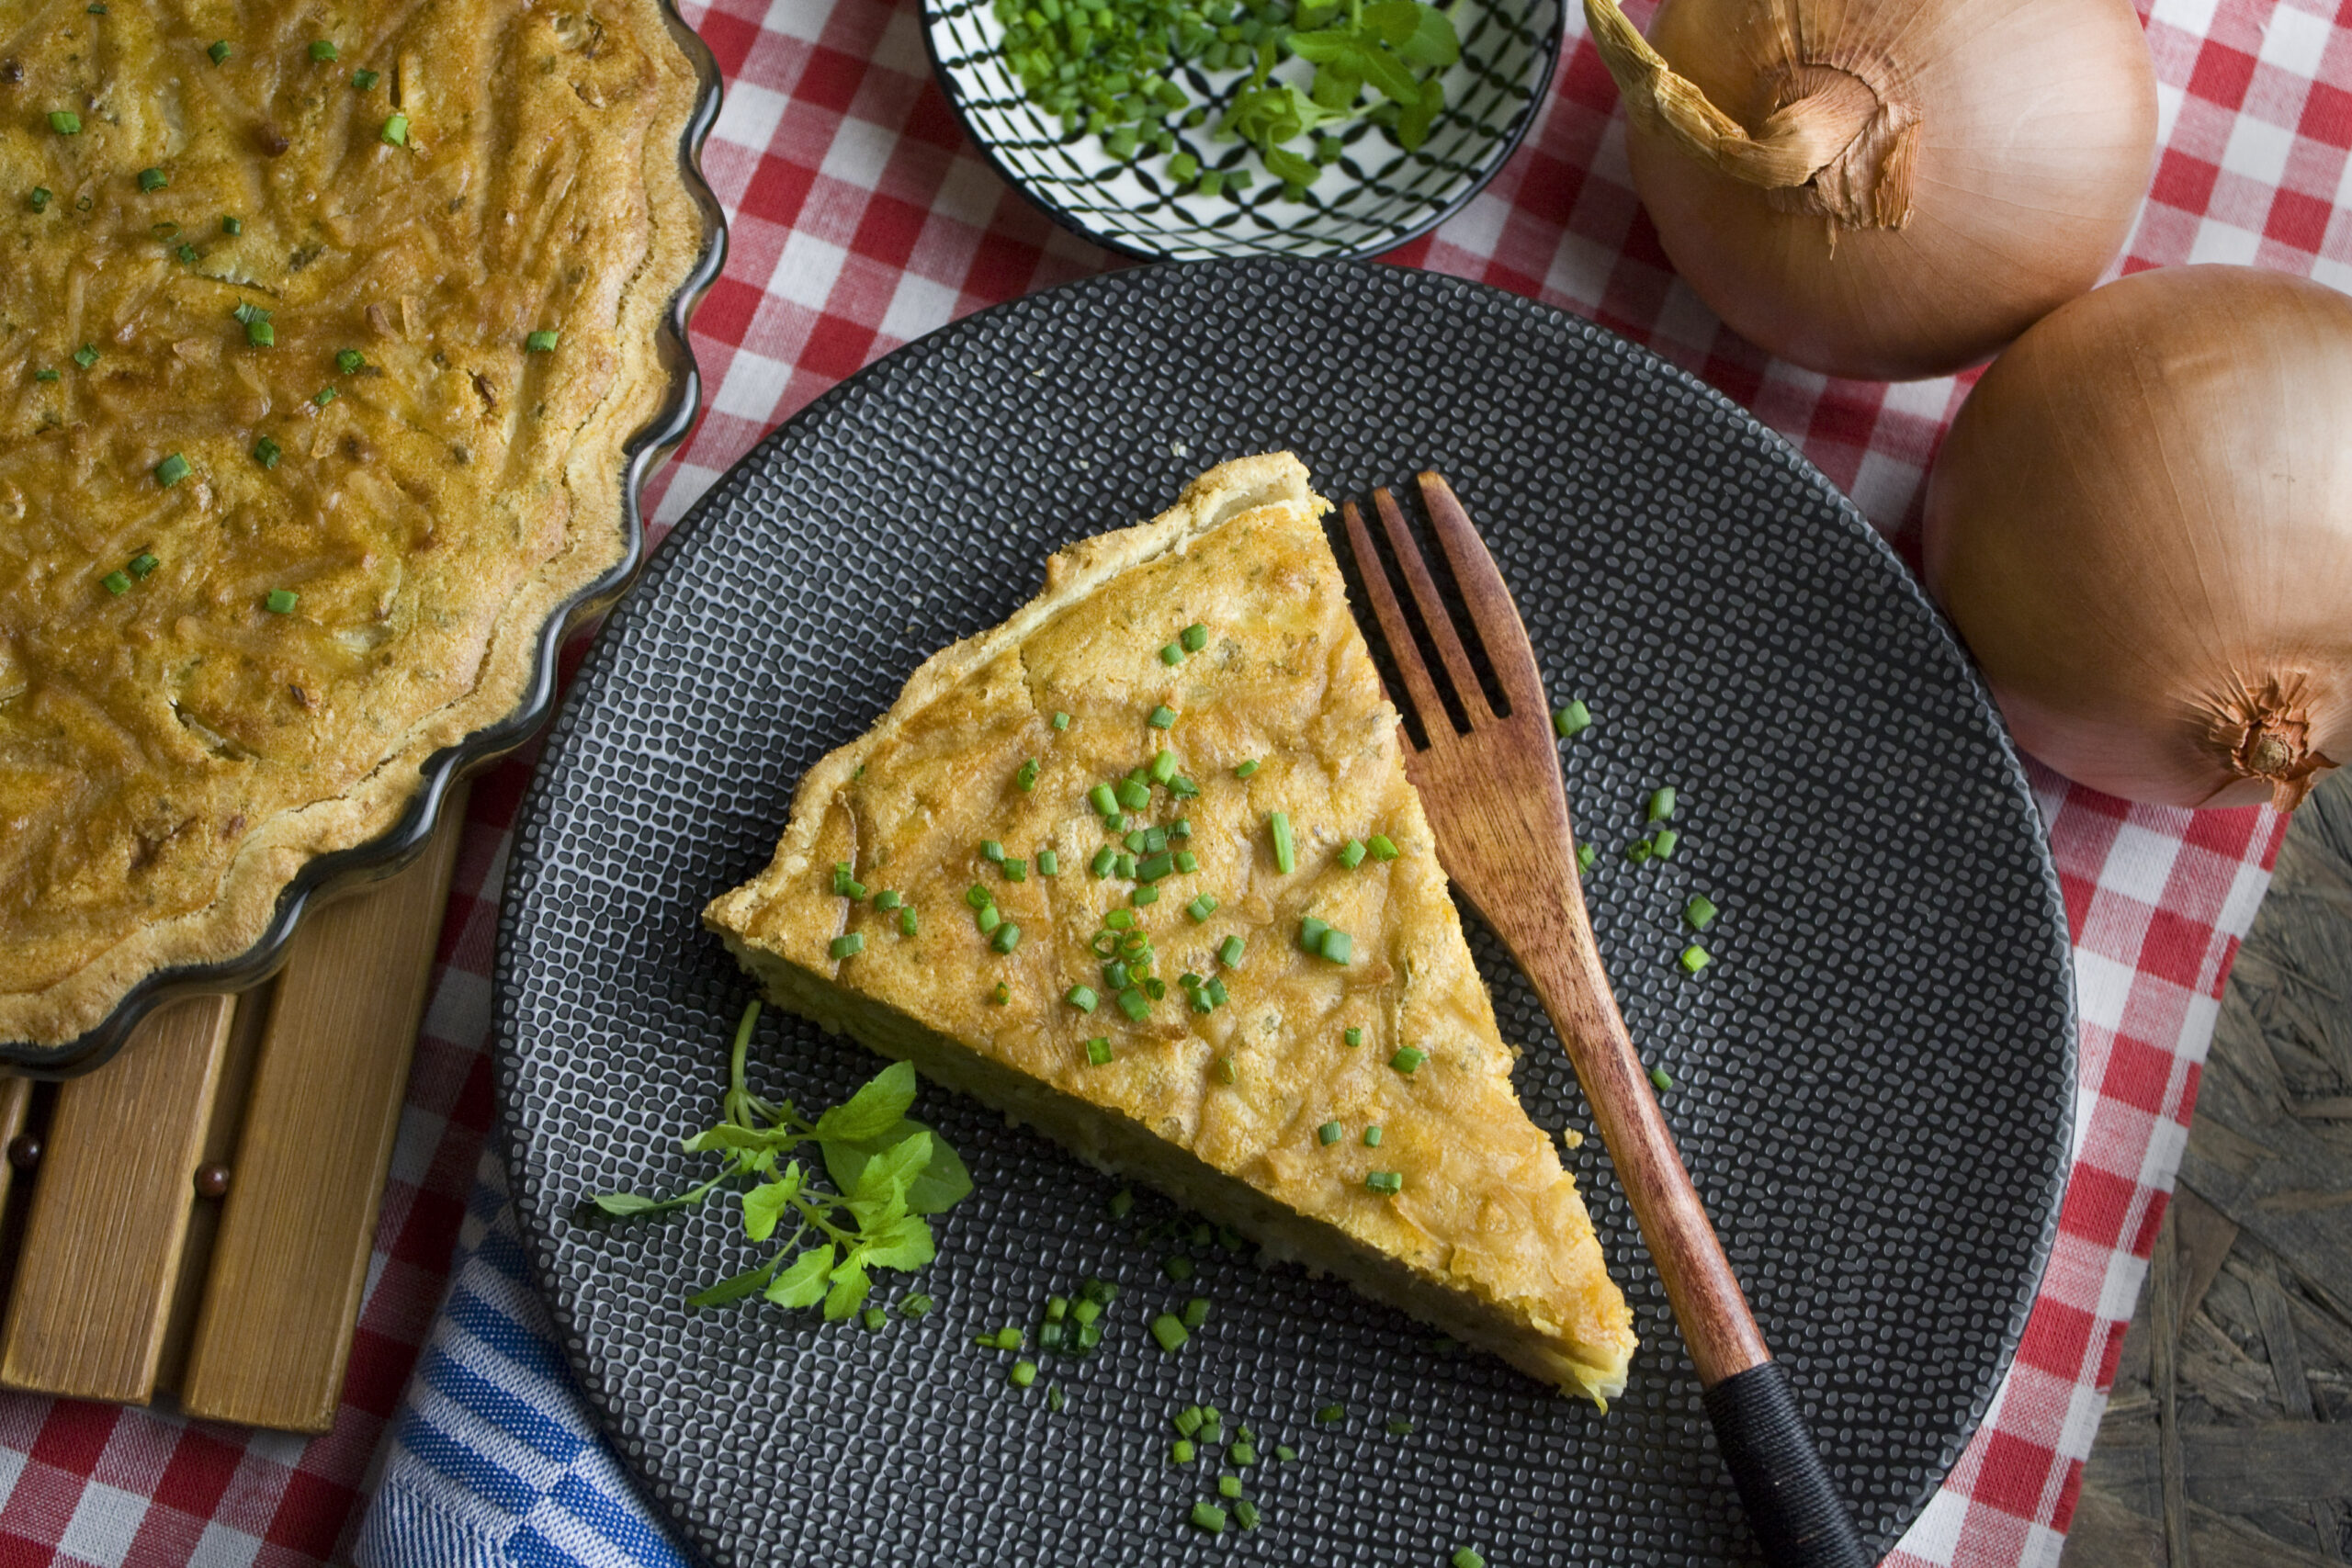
[[591, 1002, 974, 1321]]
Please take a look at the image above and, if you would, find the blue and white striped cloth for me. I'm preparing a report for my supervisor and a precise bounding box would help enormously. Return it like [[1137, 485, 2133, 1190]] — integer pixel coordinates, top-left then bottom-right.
[[354, 1153, 693, 1568]]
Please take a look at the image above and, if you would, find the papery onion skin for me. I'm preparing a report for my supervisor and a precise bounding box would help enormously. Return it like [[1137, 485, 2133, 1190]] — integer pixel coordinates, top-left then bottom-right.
[[1598, 0, 2157, 382], [1923, 265, 2352, 812]]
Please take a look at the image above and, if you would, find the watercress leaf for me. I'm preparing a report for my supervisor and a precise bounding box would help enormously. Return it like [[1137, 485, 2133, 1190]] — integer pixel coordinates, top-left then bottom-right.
[[1285, 28, 1372, 69], [821, 1137, 871, 1195], [589, 1192, 673, 1216], [1395, 3, 1459, 67], [1264, 143, 1319, 186], [813, 1060, 917, 1143], [854, 1129, 933, 1202], [903, 1127, 973, 1215], [741, 1178, 796, 1243], [1353, 43, 1420, 106], [861, 1213, 937, 1272], [1358, 1, 1421, 46], [683, 1122, 795, 1154], [1309, 64, 1361, 110], [1396, 74, 1443, 150], [763, 1245, 833, 1308], [1294, 0, 1339, 27], [822, 1261, 871, 1321], [690, 1260, 780, 1308], [847, 1183, 909, 1236]]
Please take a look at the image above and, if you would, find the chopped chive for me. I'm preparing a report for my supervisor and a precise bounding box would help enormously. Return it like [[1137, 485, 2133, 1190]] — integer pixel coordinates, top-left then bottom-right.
[[979, 840, 1004, 863], [1084, 1035, 1113, 1066], [1131, 886, 1159, 907], [1114, 853, 1136, 878], [1232, 1499, 1260, 1530], [28, 187, 51, 212], [1189, 1502, 1226, 1534], [1204, 977, 1228, 1007], [1136, 850, 1174, 882], [1181, 622, 1207, 651], [73, 343, 97, 369], [1317, 1122, 1343, 1145], [49, 112, 81, 135], [1216, 935, 1245, 967], [1275, 1445, 1297, 1462], [1317, 929, 1352, 965], [874, 889, 902, 911], [1163, 1255, 1194, 1281], [1010, 1359, 1037, 1387], [1051, 710, 1070, 729], [310, 39, 340, 60], [1171, 1438, 1196, 1464], [1104, 908, 1135, 931], [1339, 838, 1366, 868], [153, 453, 191, 488], [860, 1305, 886, 1331], [1036, 850, 1058, 877], [1626, 839, 1653, 863], [898, 907, 918, 937], [975, 904, 1001, 934], [1148, 749, 1179, 784], [1269, 812, 1295, 874], [1298, 916, 1329, 953], [1002, 857, 1027, 882], [1150, 1313, 1189, 1351], [1648, 786, 1678, 821], [841, 879, 868, 901], [1233, 759, 1260, 778], [1159, 642, 1183, 666], [1117, 778, 1150, 811], [1343, 1027, 1363, 1047], [1317, 1404, 1344, 1423], [1389, 1046, 1425, 1075], [990, 921, 1021, 953], [336, 348, 365, 374], [526, 329, 560, 353], [175, 243, 199, 264], [1552, 700, 1591, 738], [1109, 1189, 1134, 1217], [1217, 1475, 1243, 1499], [208, 39, 232, 63], [1650, 1065, 1674, 1091], [101, 570, 131, 596], [1090, 783, 1119, 817], [1453, 1550, 1487, 1568], [1577, 843, 1597, 874], [1680, 943, 1712, 974], [1014, 757, 1039, 791], [128, 553, 157, 578], [829, 933, 864, 959], [1090, 846, 1116, 878], [1182, 1296, 1210, 1328], [1148, 705, 1177, 728], [833, 863, 854, 894], [1366, 833, 1398, 861], [1124, 829, 1148, 854], [352, 68, 380, 89], [1685, 894, 1718, 930], [1174, 1406, 1204, 1437], [1387, 1418, 1414, 1435], [1363, 1124, 1383, 1146], [313, 387, 337, 406], [137, 167, 168, 192], [1652, 829, 1680, 860], [380, 113, 409, 145], [221, 215, 242, 235], [249, 435, 280, 468], [1366, 1171, 1403, 1195], [1228, 1442, 1256, 1466], [33, 368, 57, 383], [1173, 850, 1198, 874], [1116, 987, 1148, 1021], [1214, 1055, 1236, 1083], [1185, 894, 1218, 922]]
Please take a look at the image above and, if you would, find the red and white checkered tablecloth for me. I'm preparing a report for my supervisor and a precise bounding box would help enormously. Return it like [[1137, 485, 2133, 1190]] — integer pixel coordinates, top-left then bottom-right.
[[0, 0, 2340, 1562]]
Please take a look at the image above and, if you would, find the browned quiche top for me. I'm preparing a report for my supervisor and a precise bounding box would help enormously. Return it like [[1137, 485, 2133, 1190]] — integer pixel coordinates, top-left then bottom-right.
[[0, 0, 704, 1041]]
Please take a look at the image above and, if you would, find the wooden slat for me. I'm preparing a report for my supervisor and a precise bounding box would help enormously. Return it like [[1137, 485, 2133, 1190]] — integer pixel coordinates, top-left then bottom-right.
[[0, 1078, 33, 1217], [180, 783, 469, 1431], [0, 998, 233, 1403]]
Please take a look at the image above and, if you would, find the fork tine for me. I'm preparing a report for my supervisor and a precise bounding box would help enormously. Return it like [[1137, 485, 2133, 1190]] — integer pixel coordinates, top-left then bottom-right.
[[1417, 472, 1546, 716], [1340, 500, 1453, 748], [1371, 487, 1494, 725]]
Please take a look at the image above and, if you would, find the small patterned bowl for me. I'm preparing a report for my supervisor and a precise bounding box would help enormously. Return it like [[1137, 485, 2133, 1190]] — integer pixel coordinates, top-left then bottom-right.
[[922, 0, 1562, 262]]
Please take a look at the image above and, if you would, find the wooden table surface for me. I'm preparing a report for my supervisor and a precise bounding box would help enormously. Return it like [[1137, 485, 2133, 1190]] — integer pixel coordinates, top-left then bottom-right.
[[2064, 768, 2352, 1567]]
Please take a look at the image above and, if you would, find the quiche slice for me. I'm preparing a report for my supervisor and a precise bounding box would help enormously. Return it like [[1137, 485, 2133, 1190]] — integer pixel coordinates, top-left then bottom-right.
[[705, 453, 1637, 1402]]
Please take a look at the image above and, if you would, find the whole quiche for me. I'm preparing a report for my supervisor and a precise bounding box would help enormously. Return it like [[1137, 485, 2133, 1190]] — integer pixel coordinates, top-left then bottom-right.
[[0, 1, 707, 1043]]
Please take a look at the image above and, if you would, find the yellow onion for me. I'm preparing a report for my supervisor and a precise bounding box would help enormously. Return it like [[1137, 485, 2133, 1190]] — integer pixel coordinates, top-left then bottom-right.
[[1585, 0, 2157, 381], [1923, 265, 2352, 812]]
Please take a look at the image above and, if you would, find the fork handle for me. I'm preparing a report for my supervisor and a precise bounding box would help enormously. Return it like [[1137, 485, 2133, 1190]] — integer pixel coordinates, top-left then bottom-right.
[[1519, 920, 1870, 1568]]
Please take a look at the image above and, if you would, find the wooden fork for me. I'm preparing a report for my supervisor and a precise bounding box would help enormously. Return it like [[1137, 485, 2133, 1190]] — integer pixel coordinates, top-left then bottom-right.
[[1342, 473, 1870, 1568]]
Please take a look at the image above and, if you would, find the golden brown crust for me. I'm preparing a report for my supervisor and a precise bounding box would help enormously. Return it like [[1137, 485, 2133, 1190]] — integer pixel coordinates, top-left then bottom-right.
[[706, 455, 1637, 1400], [0, 0, 704, 1041]]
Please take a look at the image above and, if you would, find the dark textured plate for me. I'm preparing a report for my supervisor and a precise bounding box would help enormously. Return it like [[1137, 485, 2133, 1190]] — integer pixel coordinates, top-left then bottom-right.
[[496, 258, 2074, 1567], [6, 1, 730, 1077]]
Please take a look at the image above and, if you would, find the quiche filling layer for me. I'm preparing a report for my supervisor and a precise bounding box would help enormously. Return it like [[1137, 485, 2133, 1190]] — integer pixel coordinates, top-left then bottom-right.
[[707, 454, 1638, 1401], [0, 0, 701, 1040]]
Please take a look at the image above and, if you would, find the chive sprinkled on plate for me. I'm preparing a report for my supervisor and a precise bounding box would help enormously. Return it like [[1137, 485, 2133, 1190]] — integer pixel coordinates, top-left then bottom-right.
[[153, 454, 190, 488], [1182, 1296, 1209, 1327], [1652, 829, 1680, 860], [1010, 1359, 1036, 1387], [1650, 1066, 1674, 1091], [1648, 785, 1677, 821], [1170, 1438, 1195, 1464], [1576, 843, 1596, 874], [1685, 894, 1718, 930], [1163, 1255, 1193, 1281], [1316, 1404, 1344, 1423], [1188, 1502, 1225, 1534], [1553, 700, 1590, 738], [1453, 1549, 1487, 1568], [1680, 943, 1712, 974], [1217, 1475, 1243, 1498], [1150, 1313, 1189, 1351], [526, 329, 560, 353]]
